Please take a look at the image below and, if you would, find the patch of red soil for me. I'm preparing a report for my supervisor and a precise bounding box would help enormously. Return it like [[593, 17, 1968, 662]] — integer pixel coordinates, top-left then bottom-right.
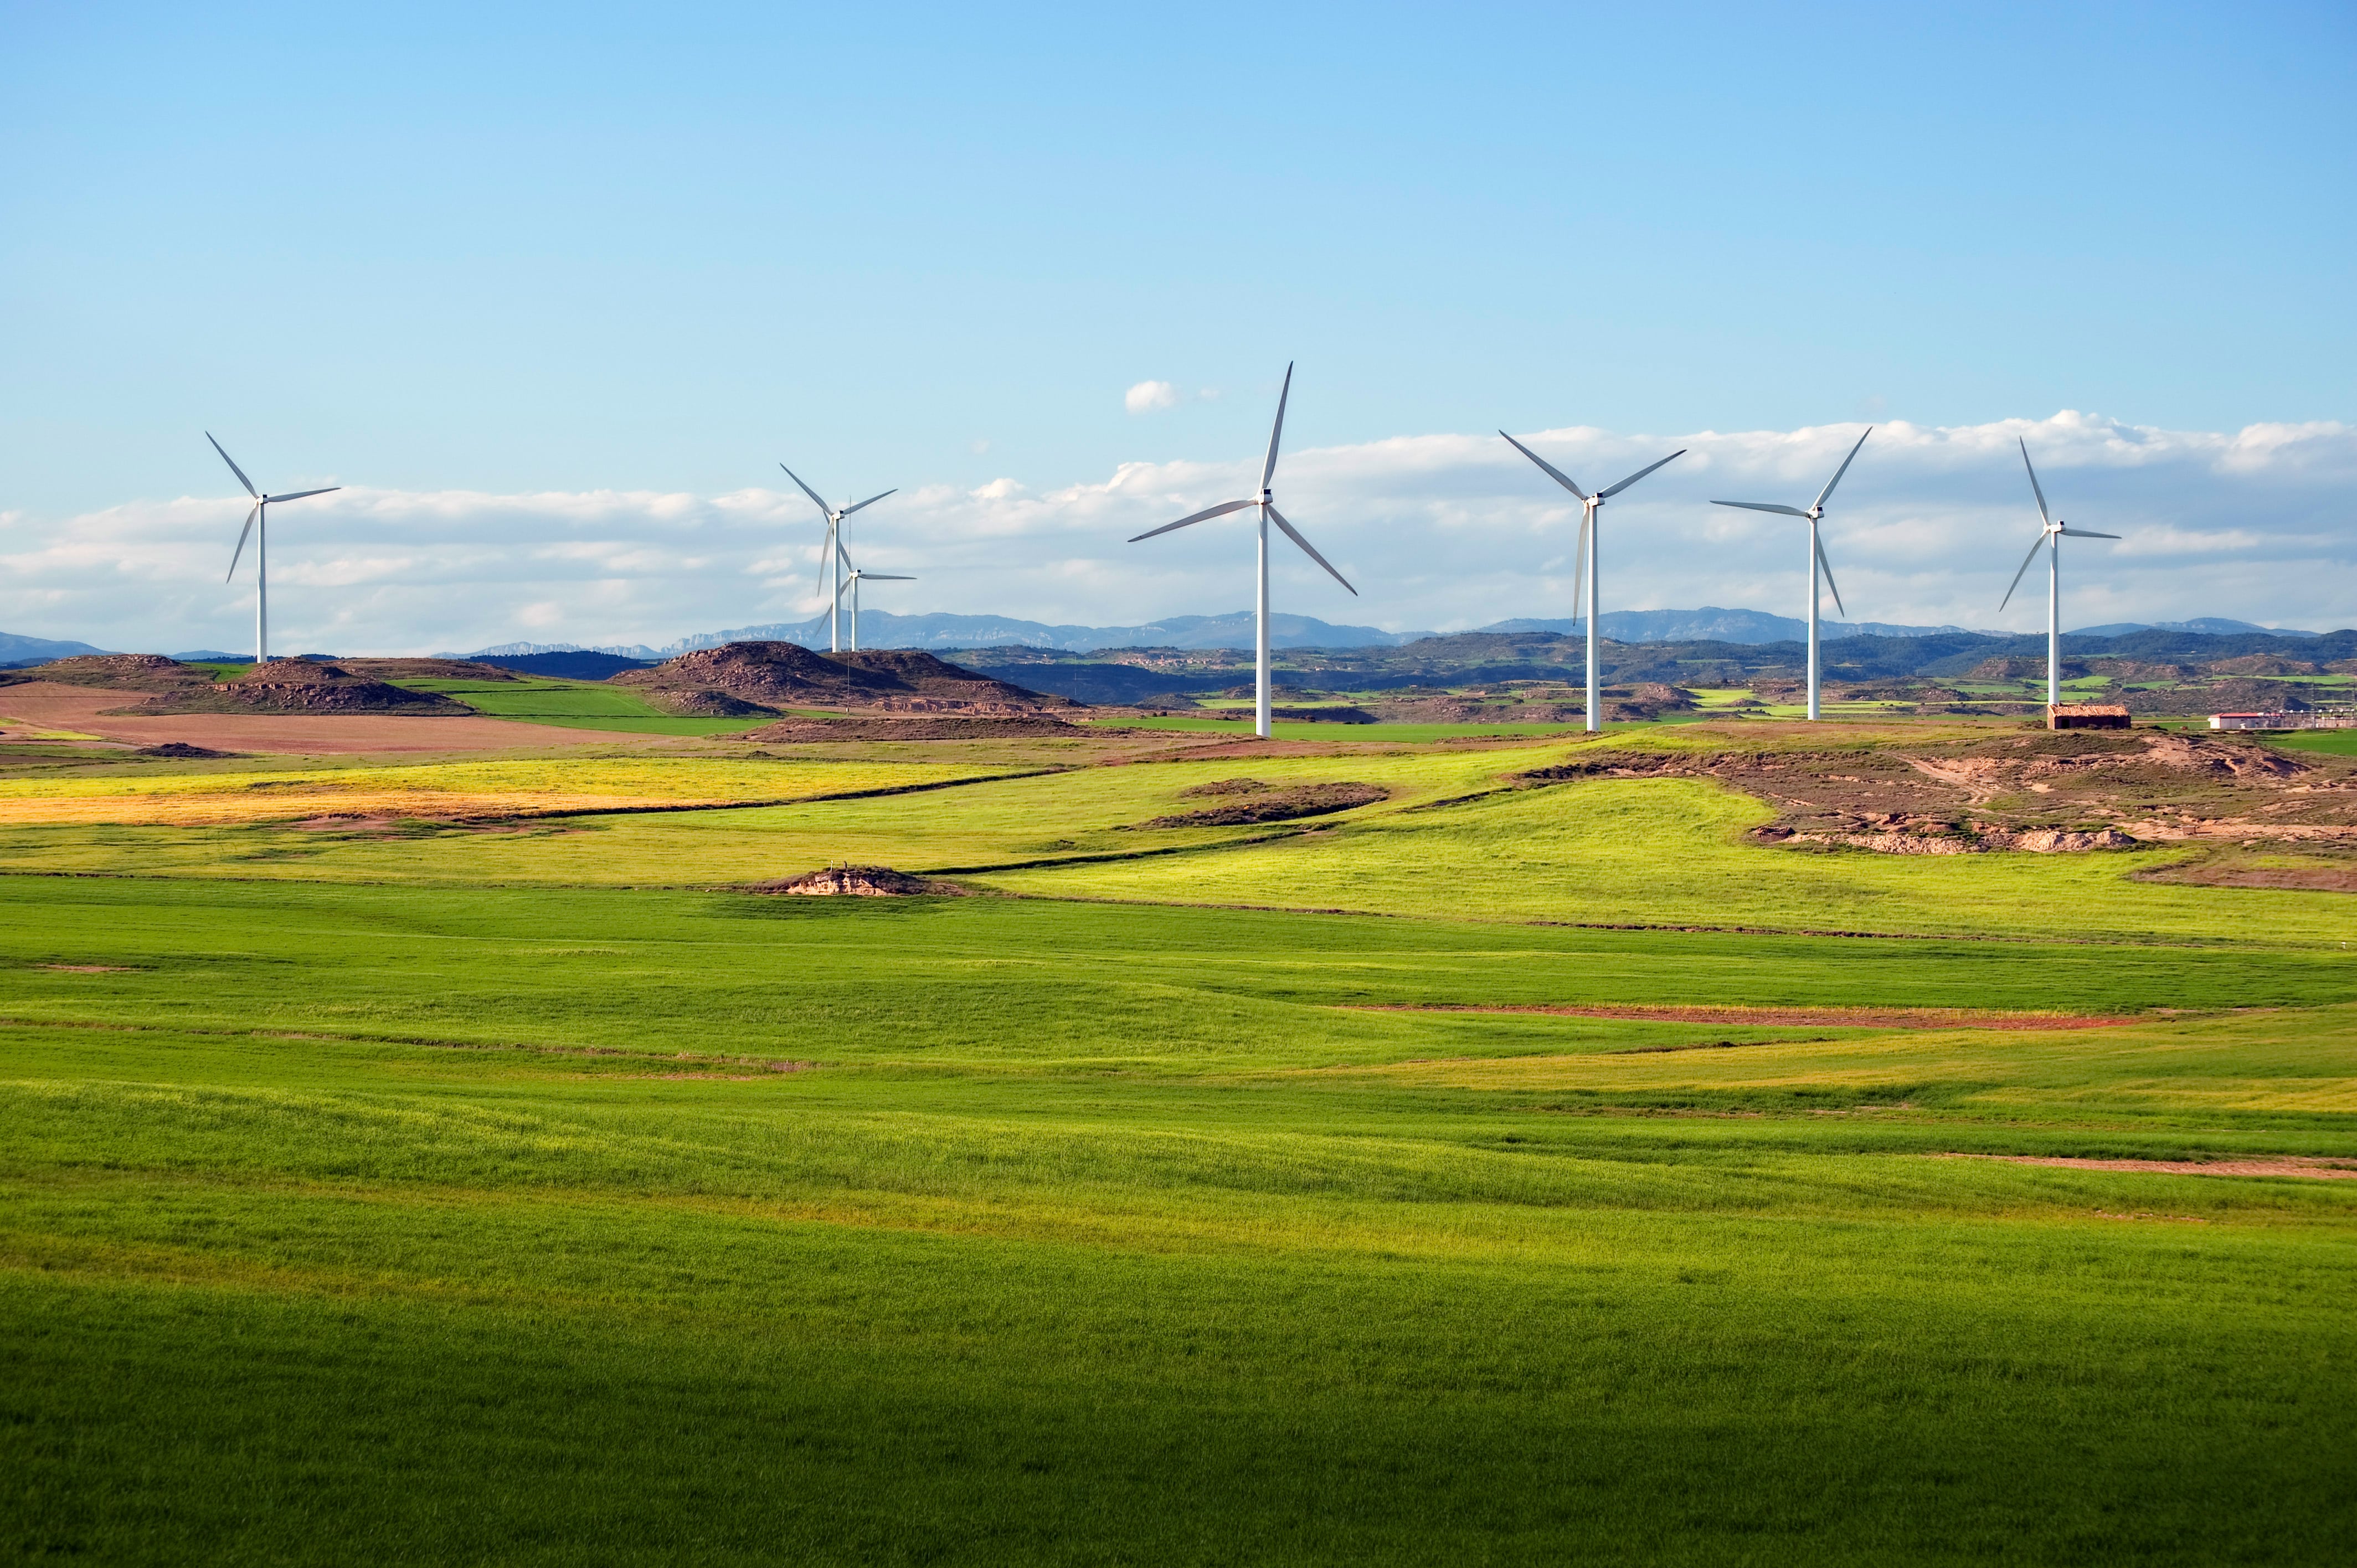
[[742, 713, 1084, 742], [1352, 1003, 2136, 1030], [1937, 1153, 2357, 1180], [0, 680, 602, 754]]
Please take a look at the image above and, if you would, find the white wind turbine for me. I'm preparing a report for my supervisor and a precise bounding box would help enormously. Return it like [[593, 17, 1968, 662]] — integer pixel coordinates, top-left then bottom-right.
[[1497, 432, 1685, 733], [780, 463, 895, 653], [209, 434, 340, 666], [2003, 438, 2121, 709], [1129, 363, 1356, 740], [832, 537, 914, 652], [1711, 427, 1871, 721]]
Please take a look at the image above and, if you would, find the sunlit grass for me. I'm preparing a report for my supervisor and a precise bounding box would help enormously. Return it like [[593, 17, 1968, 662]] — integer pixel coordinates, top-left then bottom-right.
[[0, 754, 1021, 826]]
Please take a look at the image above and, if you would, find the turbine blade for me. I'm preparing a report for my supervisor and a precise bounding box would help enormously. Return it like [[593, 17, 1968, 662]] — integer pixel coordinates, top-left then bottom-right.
[[1499, 431, 1588, 501], [207, 433, 260, 498], [841, 488, 896, 517], [1712, 500, 1810, 518], [2059, 527, 2120, 539], [1128, 497, 1254, 543], [226, 504, 259, 580], [1596, 448, 1686, 499], [862, 574, 916, 581], [779, 463, 833, 521], [1812, 427, 1872, 511], [1815, 535, 1847, 620], [838, 539, 853, 572], [1259, 362, 1293, 493], [265, 486, 339, 504], [2019, 439, 2052, 529], [1999, 532, 2046, 611], [1265, 504, 1356, 596]]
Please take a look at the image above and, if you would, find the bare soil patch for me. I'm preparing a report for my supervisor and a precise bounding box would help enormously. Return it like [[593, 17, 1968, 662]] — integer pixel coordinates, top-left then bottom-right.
[[752, 865, 969, 896], [742, 713, 1086, 742], [1139, 779, 1388, 828], [1937, 1152, 2357, 1180], [1352, 1003, 2135, 1030], [0, 680, 572, 754]]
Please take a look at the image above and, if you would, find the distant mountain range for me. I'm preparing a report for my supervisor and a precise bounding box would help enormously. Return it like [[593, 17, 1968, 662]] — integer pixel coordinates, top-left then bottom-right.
[[2071, 618, 2318, 638], [460, 610, 1428, 659], [460, 606, 2325, 659], [0, 607, 2329, 672], [1483, 609, 1980, 643]]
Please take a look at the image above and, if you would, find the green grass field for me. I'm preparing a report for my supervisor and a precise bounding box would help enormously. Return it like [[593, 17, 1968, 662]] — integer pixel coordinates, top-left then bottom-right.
[[393, 675, 777, 735], [3, 724, 2352, 1564]]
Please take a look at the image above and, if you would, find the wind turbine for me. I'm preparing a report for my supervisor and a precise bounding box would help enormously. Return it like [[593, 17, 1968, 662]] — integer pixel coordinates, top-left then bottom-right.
[[1711, 427, 1871, 721], [780, 463, 895, 653], [2002, 439, 2120, 708], [832, 538, 914, 652], [1129, 363, 1355, 740], [1497, 432, 1685, 733], [208, 434, 339, 666]]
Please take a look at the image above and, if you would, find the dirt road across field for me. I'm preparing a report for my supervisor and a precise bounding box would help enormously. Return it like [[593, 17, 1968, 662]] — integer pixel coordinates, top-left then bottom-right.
[[0, 680, 585, 754], [1938, 1152, 2357, 1180]]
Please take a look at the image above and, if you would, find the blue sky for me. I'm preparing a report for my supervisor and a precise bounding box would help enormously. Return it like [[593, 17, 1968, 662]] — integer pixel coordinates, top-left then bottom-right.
[[2, 2, 2351, 650]]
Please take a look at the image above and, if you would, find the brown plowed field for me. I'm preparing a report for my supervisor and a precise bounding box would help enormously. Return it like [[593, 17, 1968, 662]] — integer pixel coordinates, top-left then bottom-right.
[[0, 680, 583, 754]]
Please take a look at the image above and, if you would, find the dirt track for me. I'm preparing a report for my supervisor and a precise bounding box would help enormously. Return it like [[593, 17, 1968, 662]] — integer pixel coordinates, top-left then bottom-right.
[[1938, 1153, 2357, 1180], [0, 680, 586, 754], [1354, 1003, 2134, 1030]]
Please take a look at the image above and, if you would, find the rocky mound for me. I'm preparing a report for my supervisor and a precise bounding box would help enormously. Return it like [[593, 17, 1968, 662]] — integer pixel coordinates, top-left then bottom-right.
[[1137, 778, 1388, 828], [652, 689, 781, 718], [1518, 729, 2354, 857], [615, 641, 1073, 714], [135, 742, 236, 759], [123, 661, 473, 716], [754, 865, 966, 896]]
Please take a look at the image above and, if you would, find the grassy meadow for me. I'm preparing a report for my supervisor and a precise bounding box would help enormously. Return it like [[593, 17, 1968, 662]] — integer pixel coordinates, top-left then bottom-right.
[[3, 718, 2353, 1564]]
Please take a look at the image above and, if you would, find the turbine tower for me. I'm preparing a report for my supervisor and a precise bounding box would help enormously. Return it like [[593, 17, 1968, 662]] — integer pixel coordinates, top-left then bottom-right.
[[1129, 363, 1355, 740], [1711, 427, 1872, 721], [832, 538, 914, 652], [208, 434, 339, 666], [780, 464, 895, 653], [2002, 439, 2121, 708], [1498, 432, 1685, 733]]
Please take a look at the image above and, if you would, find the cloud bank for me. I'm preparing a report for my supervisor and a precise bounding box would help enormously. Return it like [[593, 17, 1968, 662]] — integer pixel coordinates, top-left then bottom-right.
[[2, 412, 2350, 656]]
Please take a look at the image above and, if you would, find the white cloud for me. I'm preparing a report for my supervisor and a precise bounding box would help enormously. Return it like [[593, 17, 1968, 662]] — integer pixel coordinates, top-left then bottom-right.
[[1124, 380, 1180, 414], [2, 412, 2351, 656]]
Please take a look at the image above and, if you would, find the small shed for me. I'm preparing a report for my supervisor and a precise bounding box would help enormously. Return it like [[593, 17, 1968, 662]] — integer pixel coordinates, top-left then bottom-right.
[[2049, 703, 2130, 730]]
